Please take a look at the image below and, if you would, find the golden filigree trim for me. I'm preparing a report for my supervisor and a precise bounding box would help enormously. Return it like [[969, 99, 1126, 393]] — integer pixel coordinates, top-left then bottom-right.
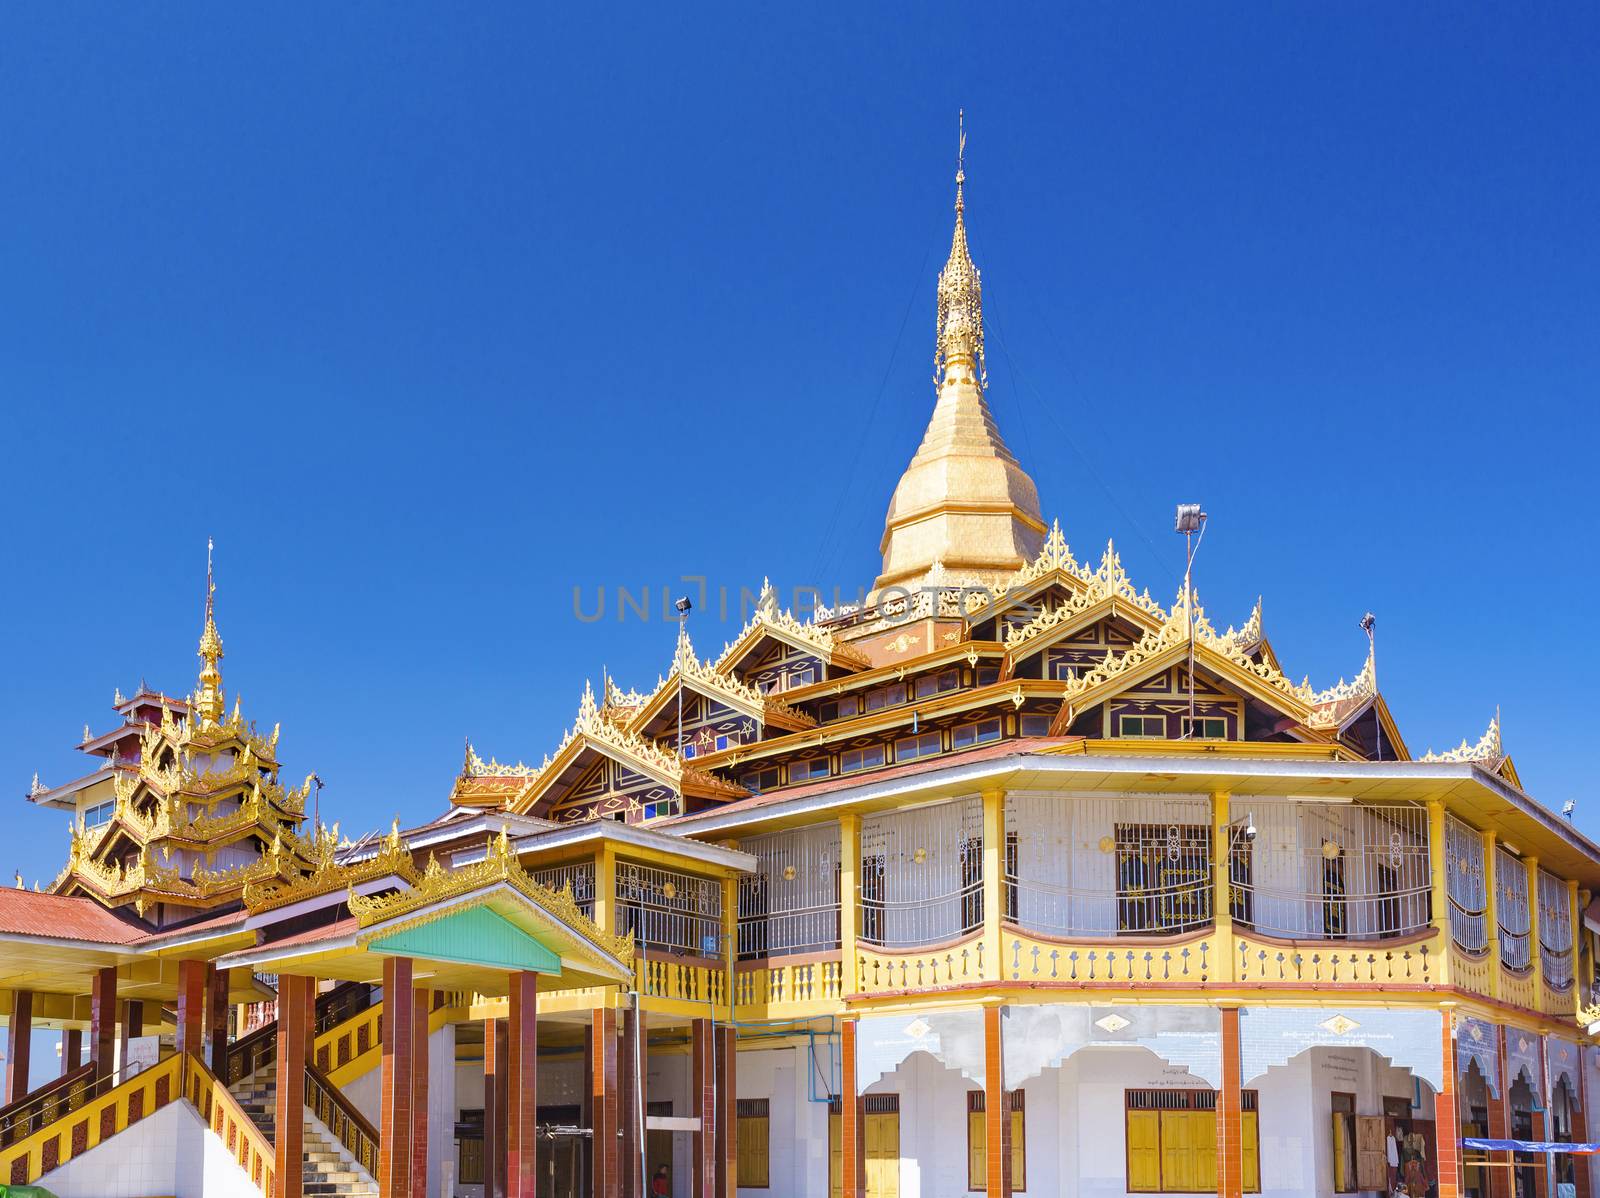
[[1421, 712, 1504, 764], [347, 831, 633, 965]]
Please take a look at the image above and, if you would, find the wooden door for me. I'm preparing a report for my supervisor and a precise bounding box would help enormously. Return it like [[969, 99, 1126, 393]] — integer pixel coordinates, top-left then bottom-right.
[[864, 1109, 899, 1198]]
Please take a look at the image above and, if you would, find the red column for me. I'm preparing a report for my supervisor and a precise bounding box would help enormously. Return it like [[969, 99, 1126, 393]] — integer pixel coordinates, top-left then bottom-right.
[[840, 1018, 862, 1198], [484, 1018, 508, 1198], [274, 975, 315, 1198], [983, 1006, 1011, 1198], [1485, 1025, 1512, 1198], [208, 965, 232, 1071], [1436, 1008, 1462, 1198], [716, 1026, 737, 1198], [89, 966, 117, 1081], [592, 1008, 620, 1198], [176, 958, 208, 1063], [691, 1019, 717, 1198], [620, 1006, 643, 1198], [1215, 1006, 1243, 1198], [506, 972, 539, 1198], [379, 959, 416, 1198], [411, 989, 430, 1198], [6, 990, 33, 1101], [60, 1029, 82, 1077], [120, 999, 144, 1073]]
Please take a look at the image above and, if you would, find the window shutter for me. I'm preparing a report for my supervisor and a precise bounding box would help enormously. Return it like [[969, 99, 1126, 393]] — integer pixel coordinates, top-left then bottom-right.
[[1355, 1115, 1388, 1192], [1242, 1110, 1259, 1193], [1126, 1109, 1161, 1193]]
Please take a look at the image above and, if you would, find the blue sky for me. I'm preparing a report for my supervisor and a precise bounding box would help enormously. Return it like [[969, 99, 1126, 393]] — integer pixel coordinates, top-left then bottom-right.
[[2, 0, 1597, 901]]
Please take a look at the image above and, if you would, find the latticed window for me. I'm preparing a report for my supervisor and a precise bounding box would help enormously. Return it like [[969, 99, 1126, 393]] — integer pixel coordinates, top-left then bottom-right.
[[614, 862, 722, 957], [1116, 823, 1213, 934], [1445, 815, 1488, 955], [528, 862, 596, 921], [1003, 793, 1212, 938], [1539, 869, 1574, 990], [860, 796, 984, 949], [1225, 800, 1431, 941], [1497, 847, 1531, 970], [736, 823, 841, 960]]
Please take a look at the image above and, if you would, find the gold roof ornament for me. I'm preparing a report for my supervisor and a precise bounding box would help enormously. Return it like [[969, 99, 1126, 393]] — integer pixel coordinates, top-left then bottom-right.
[[1421, 710, 1504, 764], [194, 538, 226, 730], [875, 114, 1045, 595]]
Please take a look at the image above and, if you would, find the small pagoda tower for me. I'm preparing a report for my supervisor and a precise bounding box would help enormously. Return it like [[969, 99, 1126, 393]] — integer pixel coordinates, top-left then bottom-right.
[[32, 549, 319, 925]]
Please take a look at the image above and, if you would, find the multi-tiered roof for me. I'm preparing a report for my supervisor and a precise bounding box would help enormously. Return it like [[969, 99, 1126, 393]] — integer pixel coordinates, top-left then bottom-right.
[[450, 160, 1516, 830]]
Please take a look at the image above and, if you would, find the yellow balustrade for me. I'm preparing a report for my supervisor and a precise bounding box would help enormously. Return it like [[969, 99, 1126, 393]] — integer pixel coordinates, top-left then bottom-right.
[[1000, 928, 1227, 988], [1540, 976, 1576, 1018], [1498, 967, 1538, 1012], [1449, 946, 1496, 999], [855, 933, 991, 997], [733, 956, 845, 1018], [0, 1054, 271, 1197], [1232, 930, 1442, 987], [323, 997, 466, 1090], [635, 953, 728, 1016]]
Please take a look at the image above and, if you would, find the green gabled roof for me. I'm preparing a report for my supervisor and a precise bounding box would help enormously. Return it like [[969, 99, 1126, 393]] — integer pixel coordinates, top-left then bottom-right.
[[368, 905, 561, 974]]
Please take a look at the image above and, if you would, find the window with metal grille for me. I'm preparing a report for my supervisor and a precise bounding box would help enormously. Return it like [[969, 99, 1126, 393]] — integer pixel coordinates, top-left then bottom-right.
[[736, 823, 841, 960], [614, 861, 722, 956], [1115, 823, 1213, 934], [1003, 793, 1213, 938]]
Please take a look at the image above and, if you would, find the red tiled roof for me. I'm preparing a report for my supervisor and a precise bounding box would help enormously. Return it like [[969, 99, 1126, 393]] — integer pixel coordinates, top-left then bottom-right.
[[0, 889, 150, 945], [666, 737, 1083, 824], [259, 916, 360, 951]]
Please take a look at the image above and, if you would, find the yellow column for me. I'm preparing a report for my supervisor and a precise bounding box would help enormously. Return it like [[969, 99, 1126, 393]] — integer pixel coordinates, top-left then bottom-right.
[[1526, 855, 1542, 1012], [1482, 830, 1501, 1002], [594, 844, 616, 935], [982, 789, 1007, 982], [1427, 800, 1452, 987], [1569, 879, 1582, 1011], [722, 876, 738, 1019], [1211, 791, 1235, 984], [840, 813, 860, 997]]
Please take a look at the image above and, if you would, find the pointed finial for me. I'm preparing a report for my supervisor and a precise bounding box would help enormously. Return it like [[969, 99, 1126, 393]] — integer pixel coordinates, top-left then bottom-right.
[[956, 107, 966, 213], [934, 110, 984, 386], [194, 538, 225, 729]]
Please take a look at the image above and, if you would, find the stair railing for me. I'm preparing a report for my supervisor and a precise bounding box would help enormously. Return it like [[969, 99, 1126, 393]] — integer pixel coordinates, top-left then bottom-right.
[[305, 1061, 380, 1179], [185, 1053, 275, 1198], [225, 980, 378, 1085], [0, 1061, 98, 1148], [0, 1052, 182, 1187]]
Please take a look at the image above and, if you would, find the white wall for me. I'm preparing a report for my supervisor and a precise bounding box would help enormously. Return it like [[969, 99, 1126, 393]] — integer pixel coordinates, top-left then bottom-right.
[[736, 1046, 831, 1198], [37, 1097, 257, 1198]]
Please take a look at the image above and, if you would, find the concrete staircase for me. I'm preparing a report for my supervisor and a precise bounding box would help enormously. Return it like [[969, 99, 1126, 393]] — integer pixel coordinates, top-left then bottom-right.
[[230, 1068, 378, 1198]]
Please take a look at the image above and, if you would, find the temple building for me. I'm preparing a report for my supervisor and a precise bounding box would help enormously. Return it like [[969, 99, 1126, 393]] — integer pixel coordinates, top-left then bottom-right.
[[3, 154, 1598, 1198]]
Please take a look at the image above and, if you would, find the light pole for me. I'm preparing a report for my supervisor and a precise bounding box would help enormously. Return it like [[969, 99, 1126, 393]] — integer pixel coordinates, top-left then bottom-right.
[[1174, 504, 1208, 738]]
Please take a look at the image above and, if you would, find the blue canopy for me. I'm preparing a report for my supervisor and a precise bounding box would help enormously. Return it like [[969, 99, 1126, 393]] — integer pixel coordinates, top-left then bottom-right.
[[1464, 1138, 1600, 1154]]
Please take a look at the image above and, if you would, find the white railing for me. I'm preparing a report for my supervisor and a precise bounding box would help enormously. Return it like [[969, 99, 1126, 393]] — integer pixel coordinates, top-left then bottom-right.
[[1445, 815, 1489, 954], [861, 796, 984, 948], [736, 823, 841, 959], [530, 861, 596, 920], [1004, 793, 1213, 937], [1539, 869, 1574, 990], [1497, 846, 1531, 970], [1227, 799, 1431, 941], [615, 861, 722, 957]]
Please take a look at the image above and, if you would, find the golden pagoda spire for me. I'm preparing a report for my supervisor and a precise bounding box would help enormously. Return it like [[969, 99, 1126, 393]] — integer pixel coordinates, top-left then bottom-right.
[[874, 114, 1045, 595], [934, 109, 984, 387], [194, 537, 225, 730]]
